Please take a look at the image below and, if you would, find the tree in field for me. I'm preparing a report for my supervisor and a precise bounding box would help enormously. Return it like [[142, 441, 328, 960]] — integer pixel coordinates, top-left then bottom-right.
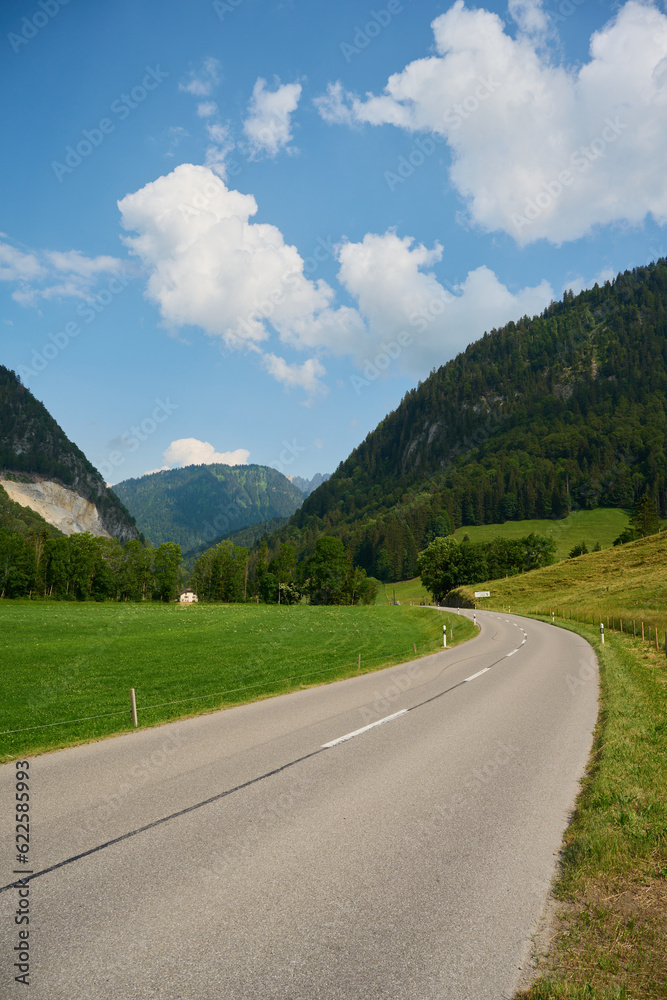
[[307, 536, 347, 605], [417, 536, 460, 604], [630, 493, 660, 538], [153, 542, 182, 601]]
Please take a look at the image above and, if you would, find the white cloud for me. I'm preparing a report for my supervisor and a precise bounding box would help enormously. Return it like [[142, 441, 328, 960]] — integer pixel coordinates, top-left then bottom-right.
[[118, 163, 361, 360], [508, 0, 549, 36], [562, 266, 617, 297], [242, 78, 302, 158], [261, 354, 328, 404], [179, 57, 220, 97], [0, 239, 129, 305], [317, 1, 667, 245], [163, 438, 250, 467], [204, 122, 235, 178], [142, 466, 171, 476], [197, 101, 218, 118], [336, 231, 553, 371], [117, 163, 557, 389], [0, 243, 45, 283]]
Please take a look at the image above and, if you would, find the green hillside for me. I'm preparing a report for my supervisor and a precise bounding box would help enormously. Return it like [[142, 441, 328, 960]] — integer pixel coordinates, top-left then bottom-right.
[[113, 464, 306, 554], [0, 482, 63, 540], [0, 366, 138, 542], [268, 259, 667, 581], [452, 507, 629, 560], [454, 531, 667, 636]]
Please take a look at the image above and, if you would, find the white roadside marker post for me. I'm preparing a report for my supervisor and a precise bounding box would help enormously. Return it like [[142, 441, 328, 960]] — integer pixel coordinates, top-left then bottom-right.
[[600, 622, 605, 645], [130, 688, 138, 728], [443, 624, 447, 648]]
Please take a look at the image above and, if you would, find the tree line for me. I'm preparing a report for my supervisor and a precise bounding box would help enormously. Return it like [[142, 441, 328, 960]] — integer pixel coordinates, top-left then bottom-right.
[[0, 530, 181, 601], [417, 533, 556, 604], [0, 529, 379, 606]]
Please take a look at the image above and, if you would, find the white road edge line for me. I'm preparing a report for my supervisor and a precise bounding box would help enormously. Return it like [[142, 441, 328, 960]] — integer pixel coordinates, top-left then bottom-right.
[[322, 709, 408, 748], [464, 667, 490, 682], [506, 649, 518, 657]]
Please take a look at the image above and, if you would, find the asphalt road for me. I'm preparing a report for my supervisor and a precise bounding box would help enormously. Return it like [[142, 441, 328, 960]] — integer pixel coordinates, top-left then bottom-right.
[[1, 610, 598, 999]]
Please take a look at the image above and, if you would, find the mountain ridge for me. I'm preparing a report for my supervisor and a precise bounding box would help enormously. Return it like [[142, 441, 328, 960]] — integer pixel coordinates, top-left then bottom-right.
[[0, 366, 139, 542], [113, 463, 306, 553], [261, 258, 667, 581]]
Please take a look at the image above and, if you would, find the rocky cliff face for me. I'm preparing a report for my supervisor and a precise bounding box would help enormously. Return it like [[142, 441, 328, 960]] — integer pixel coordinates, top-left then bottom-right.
[[0, 366, 139, 542], [0, 479, 112, 537]]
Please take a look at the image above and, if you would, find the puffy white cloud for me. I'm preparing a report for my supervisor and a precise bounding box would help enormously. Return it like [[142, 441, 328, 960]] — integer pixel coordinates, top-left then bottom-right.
[[0, 239, 128, 305], [179, 57, 220, 97], [163, 438, 250, 467], [117, 163, 556, 388], [242, 78, 302, 158], [117, 163, 361, 358], [261, 354, 328, 404], [336, 231, 553, 372], [507, 0, 549, 36], [317, 1, 667, 244]]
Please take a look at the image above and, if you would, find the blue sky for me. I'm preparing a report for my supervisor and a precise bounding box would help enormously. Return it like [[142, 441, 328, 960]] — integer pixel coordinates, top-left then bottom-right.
[[1, 0, 666, 485]]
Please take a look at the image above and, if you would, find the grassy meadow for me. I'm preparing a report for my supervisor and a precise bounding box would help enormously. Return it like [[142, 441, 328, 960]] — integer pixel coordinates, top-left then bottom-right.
[[452, 508, 630, 560], [2, 602, 475, 762], [378, 508, 633, 606], [457, 532, 667, 644]]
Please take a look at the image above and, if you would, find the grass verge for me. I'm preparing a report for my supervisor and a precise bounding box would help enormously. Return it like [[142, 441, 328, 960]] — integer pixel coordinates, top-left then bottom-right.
[[1, 602, 475, 762], [516, 618, 667, 999]]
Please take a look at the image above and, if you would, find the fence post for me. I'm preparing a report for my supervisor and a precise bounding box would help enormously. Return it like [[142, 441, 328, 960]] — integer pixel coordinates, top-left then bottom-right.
[[358, 653, 361, 671], [642, 621, 645, 640], [130, 689, 138, 728], [413, 642, 417, 655], [656, 628, 659, 651]]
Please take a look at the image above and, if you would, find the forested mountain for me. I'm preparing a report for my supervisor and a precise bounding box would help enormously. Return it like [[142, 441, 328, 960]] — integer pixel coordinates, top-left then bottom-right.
[[266, 259, 667, 582], [0, 367, 138, 541], [113, 464, 306, 554]]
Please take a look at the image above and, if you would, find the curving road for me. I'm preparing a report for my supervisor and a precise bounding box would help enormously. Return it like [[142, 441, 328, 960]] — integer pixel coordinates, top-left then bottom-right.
[[1, 610, 598, 999]]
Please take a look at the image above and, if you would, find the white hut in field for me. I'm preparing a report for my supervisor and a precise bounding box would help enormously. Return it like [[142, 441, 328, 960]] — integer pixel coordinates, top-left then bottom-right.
[[179, 588, 198, 604]]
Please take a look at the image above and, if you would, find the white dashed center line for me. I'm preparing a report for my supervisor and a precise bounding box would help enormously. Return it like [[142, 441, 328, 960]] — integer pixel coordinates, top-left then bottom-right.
[[322, 709, 408, 748], [464, 667, 490, 682]]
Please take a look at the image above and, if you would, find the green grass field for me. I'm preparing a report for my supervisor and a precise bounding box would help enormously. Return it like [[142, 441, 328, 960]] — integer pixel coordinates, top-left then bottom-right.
[[456, 532, 667, 643], [1, 602, 475, 762], [378, 509, 632, 606], [452, 508, 630, 560]]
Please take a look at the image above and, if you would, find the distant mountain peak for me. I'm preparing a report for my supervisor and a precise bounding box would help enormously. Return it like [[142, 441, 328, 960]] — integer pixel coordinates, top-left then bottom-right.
[[286, 472, 331, 496]]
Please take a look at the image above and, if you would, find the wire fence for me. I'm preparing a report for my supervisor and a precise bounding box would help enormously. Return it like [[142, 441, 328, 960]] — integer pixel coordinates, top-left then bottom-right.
[[528, 606, 667, 652], [1, 624, 466, 739]]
